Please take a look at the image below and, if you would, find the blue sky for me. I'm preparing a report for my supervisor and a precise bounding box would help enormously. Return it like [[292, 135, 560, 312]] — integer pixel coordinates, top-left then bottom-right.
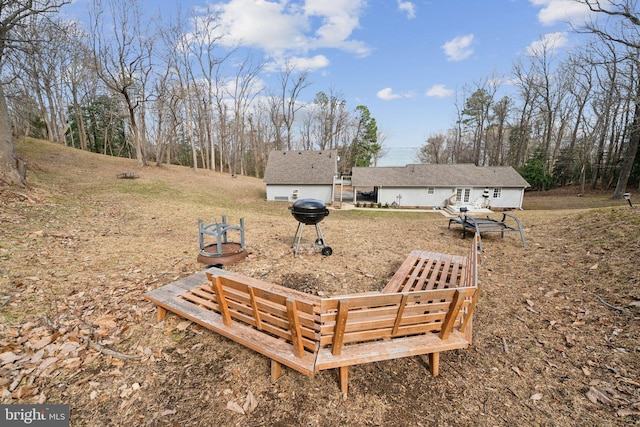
[[67, 0, 597, 165]]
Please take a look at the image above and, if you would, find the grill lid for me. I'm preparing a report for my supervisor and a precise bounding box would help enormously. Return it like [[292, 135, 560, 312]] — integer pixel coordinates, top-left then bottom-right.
[[288, 198, 329, 224], [289, 198, 327, 213]]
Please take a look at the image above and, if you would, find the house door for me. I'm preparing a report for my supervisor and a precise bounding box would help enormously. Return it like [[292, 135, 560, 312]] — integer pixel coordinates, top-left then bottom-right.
[[455, 188, 471, 203]]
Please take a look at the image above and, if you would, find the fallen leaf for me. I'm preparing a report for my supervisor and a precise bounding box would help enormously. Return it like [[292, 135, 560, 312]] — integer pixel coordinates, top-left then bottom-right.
[[589, 263, 598, 270], [629, 301, 640, 308], [31, 333, 60, 351], [511, 366, 523, 377], [0, 351, 21, 366], [619, 377, 640, 387], [544, 290, 559, 298], [525, 299, 535, 307], [160, 409, 176, 416], [175, 321, 191, 331], [11, 385, 38, 399], [226, 400, 245, 415], [530, 393, 543, 401], [582, 366, 591, 377], [243, 391, 258, 414], [38, 357, 59, 372], [94, 314, 117, 332], [586, 387, 612, 405], [618, 409, 640, 417]]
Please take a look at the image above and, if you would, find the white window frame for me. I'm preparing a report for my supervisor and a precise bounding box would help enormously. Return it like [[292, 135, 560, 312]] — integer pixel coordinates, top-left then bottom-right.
[[455, 188, 471, 203], [427, 187, 435, 195], [492, 188, 502, 199]]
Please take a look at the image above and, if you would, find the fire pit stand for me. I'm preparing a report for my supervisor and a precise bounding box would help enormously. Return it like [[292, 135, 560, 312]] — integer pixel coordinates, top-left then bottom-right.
[[197, 216, 247, 266], [288, 198, 332, 257]]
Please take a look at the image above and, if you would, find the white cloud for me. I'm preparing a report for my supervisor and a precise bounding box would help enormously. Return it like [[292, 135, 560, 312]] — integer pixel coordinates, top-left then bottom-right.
[[442, 34, 474, 62], [266, 54, 330, 73], [397, 0, 416, 19], [204, 0, 370, 57], [377, 88, 402, 100], [377, 87, 419, 101], [526, 31, 568, 55], [304, 0, 369, 55], [425, 84, 454, 98], [529, 0, 592, 25]]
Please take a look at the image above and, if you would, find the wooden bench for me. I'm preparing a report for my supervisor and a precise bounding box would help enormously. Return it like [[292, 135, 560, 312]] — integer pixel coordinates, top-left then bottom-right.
[[316, 286, 478, 395], [146, 269, 321, 378], [144, 236, 480, 396]]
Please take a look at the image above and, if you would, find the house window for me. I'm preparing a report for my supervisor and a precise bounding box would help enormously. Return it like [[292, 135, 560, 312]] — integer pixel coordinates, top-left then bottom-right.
[[456, 188, 471, 203], [427, 187, 435, 195], [492, 188, 502, 199]]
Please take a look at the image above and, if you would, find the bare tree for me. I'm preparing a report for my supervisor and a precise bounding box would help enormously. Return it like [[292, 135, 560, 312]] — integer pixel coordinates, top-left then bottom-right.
[[227, 55, 263, 176], [489, 96, 512, 165], [276, 63, 310, 151], [575, 0, 640, 198], [418, 133, 447, 164], [90, 0, 153, 166], [562, 50, 596, 184], [1, 0, 70, 186], [510, 57, 539, 167]]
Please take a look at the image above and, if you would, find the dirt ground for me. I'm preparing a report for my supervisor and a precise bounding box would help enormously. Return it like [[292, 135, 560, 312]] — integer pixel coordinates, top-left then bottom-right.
[[1, 139, 639, 426]]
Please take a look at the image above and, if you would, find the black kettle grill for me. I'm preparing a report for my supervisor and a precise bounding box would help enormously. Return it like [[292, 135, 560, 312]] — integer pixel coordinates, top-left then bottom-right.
[[288, 198, 332, 257]]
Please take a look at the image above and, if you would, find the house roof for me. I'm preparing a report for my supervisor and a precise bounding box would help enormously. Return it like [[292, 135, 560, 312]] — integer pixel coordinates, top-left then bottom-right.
[[352, 164, 530, 188], [263, 150, 338, 185]]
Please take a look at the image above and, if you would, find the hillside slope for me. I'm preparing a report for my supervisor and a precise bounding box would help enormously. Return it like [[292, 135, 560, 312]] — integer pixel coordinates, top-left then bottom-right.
[[1, 139, 638, 426]]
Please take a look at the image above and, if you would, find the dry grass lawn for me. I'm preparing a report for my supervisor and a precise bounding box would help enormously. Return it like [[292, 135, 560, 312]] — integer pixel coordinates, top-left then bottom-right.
[[1, 138, 639, 426]]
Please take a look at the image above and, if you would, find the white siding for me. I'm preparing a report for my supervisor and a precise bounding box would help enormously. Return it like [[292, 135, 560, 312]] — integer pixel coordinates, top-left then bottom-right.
[[266, 185, 333, 204], [375, 186, 525, 209], [486, 187, 524, 209], [377, 187, 456, 208]]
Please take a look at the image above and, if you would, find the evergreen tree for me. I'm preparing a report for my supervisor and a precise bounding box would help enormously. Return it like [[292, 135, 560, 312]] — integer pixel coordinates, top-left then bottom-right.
[[352, 105, 380, 167]]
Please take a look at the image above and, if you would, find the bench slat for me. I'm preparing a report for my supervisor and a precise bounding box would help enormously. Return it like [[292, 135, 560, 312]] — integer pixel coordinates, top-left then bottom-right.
[[331, 299, 349, 356], [414, 257, 437, 291], [286, 298, 305, 358], [208, 270, 321, 311], [145, 290, 316, 376], [315, 330, 469, 371]]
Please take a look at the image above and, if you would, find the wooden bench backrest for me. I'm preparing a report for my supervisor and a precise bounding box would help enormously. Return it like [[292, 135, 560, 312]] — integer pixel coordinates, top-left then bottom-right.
[[466, 233, 479, 287], [318, 287, 478, 356], [205, 272, 319, 357]]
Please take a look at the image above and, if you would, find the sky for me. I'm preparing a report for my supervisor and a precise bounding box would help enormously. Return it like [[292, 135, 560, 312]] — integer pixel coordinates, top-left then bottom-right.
[[66, 0, 598, 166]]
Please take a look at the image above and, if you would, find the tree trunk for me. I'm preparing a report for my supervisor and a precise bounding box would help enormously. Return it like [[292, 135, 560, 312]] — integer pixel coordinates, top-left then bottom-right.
[[0, 84, 26, 186], [613, 97, 640, 199]]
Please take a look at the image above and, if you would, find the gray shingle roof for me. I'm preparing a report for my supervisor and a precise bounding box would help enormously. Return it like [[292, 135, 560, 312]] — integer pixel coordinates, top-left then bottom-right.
[[263, 150, 338, 185], [352, 164, 530, 188]]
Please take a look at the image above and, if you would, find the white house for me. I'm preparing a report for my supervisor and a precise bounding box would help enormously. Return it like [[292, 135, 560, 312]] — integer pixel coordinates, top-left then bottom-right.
[[351, 163, 530, 210], [263, 150, 338, 203]]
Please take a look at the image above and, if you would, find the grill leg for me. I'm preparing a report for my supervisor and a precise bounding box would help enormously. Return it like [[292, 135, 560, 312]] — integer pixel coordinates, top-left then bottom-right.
[[292, 223, 305, 257], [291, 222, 303, 247], [314, 224, 326, 246]]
